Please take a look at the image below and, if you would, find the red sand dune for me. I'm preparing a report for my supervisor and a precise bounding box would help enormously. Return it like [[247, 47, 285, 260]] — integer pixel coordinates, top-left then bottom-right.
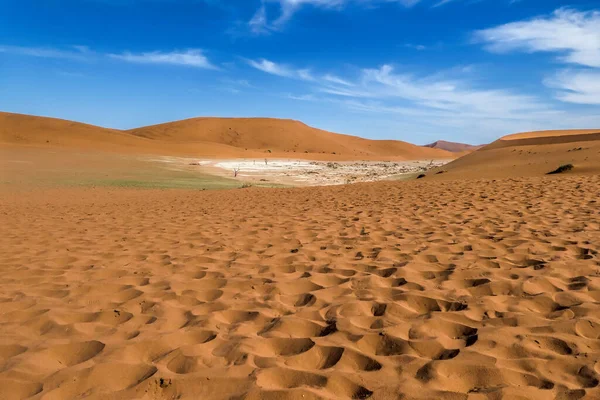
[[0, 112, 453, 160], [429, 129, 600, 179]]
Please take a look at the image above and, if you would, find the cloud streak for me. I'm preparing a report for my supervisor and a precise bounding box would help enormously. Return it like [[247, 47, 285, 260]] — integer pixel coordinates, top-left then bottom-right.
[[545, 70, 600, 105], [109, 49, 218, 69], [249, 57, 587, 140], [1, 45, 219, 70], [0, 45, 91, 61], [249, 0, 424, 34], [475, 8, 600, 106], [475, 8, 600, 68], [247, 58, 314, 80]]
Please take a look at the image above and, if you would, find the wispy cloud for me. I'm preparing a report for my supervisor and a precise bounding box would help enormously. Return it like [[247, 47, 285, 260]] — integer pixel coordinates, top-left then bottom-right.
[[360, 64, 547, 116], [323, 74, 354, 86], [0, 45, 92, 61], [249, 57, 581, 139], [249, 0, 423, 34], [475, 8, 600, 68], [475, 8, 600, 107], [247, 58, 314, 80], [545, 70, 600, 105], [404, 43, 427, 51], [260, 60, 551, 119], [109, 49, 218, 69], [433, 0, 455, 8], [221, 78, 255, 88], [0, 45, 220, 70], [248, 0, 506, 34], [288, 93, 316, 101], [249, 5, 269, 34]]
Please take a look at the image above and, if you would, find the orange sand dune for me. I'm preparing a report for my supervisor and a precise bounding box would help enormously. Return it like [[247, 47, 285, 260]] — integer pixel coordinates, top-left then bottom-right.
[[503, 129, 600, 140], [430, 129, 600, 179], [0, 112, 452, 160], [1, 175, 600, 399], [423, 140, 483, 153], [128, 117, 452, 159]]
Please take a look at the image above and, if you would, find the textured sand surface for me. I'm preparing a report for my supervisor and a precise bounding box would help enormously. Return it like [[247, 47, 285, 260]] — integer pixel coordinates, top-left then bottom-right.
[[2, 175, 600, 400]]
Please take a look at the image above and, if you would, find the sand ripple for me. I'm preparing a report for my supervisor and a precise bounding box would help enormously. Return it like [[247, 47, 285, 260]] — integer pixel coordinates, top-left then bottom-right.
[[1, 175, 599, 399]]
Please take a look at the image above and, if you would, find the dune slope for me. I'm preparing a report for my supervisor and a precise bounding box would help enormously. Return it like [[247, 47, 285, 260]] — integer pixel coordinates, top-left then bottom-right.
[[0, 111, 149, 152], [432, 129, 600, 179]]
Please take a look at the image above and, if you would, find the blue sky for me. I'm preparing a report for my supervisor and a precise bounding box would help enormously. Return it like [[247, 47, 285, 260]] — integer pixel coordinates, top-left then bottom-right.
[[1, 0, 599, 144]]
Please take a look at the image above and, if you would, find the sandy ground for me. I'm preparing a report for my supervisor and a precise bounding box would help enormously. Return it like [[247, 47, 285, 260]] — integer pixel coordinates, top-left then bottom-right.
[[0, 147, 447, 189], [1, 174, 600, 400]]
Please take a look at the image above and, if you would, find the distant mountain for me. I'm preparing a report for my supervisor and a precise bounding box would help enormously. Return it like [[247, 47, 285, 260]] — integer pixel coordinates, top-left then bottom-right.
[[423, 140, 483, 153]]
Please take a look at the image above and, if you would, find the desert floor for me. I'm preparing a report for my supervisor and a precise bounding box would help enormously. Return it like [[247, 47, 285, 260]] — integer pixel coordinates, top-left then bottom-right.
[[1, 173, 600, 400], [1, 147, 447, 189]]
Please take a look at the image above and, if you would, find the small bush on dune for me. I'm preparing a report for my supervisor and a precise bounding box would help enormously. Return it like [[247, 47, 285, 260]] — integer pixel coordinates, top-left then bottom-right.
[[416, 174, 426, 179], [547, 164, 574, 175]]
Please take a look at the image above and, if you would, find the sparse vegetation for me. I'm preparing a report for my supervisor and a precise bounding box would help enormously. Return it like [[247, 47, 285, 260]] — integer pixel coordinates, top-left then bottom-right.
[[417, 174, 426, 179], [547, 164, 574, 175]]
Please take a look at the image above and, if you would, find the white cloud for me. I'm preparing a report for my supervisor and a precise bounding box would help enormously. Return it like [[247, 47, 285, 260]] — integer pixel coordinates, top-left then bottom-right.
[[247, 0, 496, 34], [545, 70, 600, 105], [298, 69, 315, 81], [247, 58, 295, 77], [323, 74, 354, 86], [359, 64, 547, 117], [475, 8, 600, 68], [476, 8, 600, 107], [250, 0, 423, 33], [255, 58, 587, 140], [249, 5, 269, 34], [109, 49, 217, 69], [222, 78, 254, 88], [247, 58, 314, 80], [288, 93, 316, 101], [1, 45, 220, 70], [432, 0, 455, 8], [0, 45, 91, 61], [404, 43, 427, 50]]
